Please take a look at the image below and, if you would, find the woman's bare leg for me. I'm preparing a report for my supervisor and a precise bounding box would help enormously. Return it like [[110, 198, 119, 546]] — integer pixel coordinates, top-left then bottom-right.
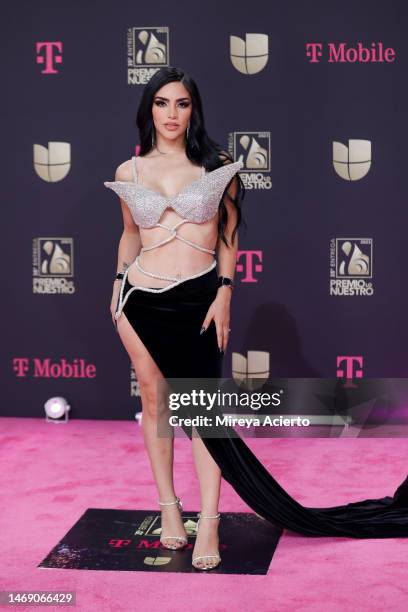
[[191, 432, 222, 567], [116, 312, 187, 546]]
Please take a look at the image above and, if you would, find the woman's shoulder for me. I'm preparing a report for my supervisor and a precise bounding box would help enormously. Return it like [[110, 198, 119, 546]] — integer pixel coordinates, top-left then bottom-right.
[[114, 157, 134, 181]]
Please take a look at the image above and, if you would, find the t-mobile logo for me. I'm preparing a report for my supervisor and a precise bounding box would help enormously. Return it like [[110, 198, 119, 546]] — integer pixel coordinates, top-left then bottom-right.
[[336, 356, 364, 387], [36, 42, 63, 74], [305, 42, 396, 64], [236, 250, 263, 283]]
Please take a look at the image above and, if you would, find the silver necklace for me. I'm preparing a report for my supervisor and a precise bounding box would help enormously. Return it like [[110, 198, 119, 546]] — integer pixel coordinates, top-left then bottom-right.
[[153, 145, 185, 156]]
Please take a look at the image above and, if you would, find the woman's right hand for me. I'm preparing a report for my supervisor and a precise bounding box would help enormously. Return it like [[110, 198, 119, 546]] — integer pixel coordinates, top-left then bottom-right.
[[110, 281, 121, 331]]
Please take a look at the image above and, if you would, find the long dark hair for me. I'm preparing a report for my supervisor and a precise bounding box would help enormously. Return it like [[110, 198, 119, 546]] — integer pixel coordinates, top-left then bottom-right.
[[136, 66, 246, 248]]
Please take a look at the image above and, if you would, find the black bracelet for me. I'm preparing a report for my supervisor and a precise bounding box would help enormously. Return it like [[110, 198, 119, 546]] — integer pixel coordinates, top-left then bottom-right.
[[218, 276, 234, 289], [115, 272, 124, 281]]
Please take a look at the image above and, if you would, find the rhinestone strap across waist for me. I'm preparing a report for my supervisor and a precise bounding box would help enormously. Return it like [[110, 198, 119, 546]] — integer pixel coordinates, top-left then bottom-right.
[[114, 259, 217, 320]]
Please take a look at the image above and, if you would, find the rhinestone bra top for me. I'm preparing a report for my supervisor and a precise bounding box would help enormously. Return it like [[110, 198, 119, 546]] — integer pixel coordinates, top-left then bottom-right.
[[104, 156, 244, 317], [103, 156, 244, 229]]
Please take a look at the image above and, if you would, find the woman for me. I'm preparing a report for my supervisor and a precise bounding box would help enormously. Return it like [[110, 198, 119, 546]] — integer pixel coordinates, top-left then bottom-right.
[[104, 66, 245, 571], [105, 67, 408, 571]]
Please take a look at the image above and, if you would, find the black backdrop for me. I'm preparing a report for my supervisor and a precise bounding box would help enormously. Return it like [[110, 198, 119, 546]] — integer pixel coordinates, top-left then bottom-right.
[[3, 1, 408, 419]]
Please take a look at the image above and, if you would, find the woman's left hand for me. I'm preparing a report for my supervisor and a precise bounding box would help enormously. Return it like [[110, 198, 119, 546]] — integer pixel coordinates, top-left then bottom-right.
[[200, 289, 232, 353]]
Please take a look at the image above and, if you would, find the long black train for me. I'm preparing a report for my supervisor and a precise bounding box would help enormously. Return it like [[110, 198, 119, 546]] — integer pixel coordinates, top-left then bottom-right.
[[119, 266, 408, 538]]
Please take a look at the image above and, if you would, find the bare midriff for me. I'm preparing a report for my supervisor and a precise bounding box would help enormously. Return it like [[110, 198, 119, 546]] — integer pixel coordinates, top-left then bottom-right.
[[126, 207, 218, 289]]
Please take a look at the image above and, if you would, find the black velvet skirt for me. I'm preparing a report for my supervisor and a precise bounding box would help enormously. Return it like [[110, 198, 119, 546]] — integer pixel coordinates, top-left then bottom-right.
[[121, 266, 223, 380], [119, 267, 408, 539]]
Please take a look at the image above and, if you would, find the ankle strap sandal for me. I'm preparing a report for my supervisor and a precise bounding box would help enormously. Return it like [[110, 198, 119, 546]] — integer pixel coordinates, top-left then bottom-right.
[[192, 512, 221, 570], [158, 496, 188, 550]]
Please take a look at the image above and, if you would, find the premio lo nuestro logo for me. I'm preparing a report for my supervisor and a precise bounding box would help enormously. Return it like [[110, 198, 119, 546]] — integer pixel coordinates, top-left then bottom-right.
[[229, 131, 272, 190], [32, 237, 75, 294], [330, 238, 373, 296], [127, 27, 169, 84]]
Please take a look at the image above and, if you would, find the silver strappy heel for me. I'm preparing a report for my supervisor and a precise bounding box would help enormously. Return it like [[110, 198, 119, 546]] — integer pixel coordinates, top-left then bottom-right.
[[192, 512, 221, 570], [158, 496, 188, 550]]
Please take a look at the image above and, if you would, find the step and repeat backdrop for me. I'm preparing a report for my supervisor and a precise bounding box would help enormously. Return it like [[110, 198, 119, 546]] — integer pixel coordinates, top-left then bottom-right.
[[3, 1, 408, 419]]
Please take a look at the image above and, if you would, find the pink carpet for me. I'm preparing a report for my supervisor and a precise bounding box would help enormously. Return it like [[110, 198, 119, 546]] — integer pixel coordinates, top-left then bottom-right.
[[1, 416, 407, 611]]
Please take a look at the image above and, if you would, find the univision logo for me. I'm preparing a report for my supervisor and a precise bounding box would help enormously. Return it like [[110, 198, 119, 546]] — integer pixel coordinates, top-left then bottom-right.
[[333, 140, 371, 181], [34, 141, 71, 182], [230, 33, 268, 74], [232, 350, 269, 391]]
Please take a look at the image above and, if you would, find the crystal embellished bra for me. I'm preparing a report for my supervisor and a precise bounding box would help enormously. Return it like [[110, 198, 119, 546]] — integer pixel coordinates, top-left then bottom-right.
[[103, 156, 244, 229], [104, 155, 244, 314]]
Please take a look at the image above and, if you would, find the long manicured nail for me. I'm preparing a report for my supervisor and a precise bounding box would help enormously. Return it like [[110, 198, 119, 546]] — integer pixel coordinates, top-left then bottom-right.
[[220, 348, 224, 355], [200, 326, 206, 335]]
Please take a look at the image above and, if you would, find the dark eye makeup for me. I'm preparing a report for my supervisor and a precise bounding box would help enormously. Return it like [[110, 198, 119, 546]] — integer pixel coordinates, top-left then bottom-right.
[[154, 100, 191, 108]]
